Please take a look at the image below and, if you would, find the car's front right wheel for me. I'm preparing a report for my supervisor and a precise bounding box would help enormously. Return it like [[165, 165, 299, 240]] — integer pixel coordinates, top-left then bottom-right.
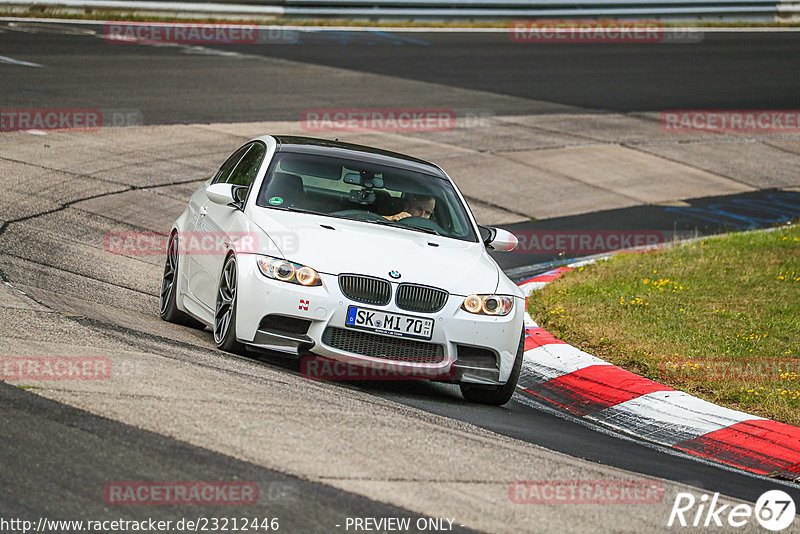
[[459, 328, 525, 406]]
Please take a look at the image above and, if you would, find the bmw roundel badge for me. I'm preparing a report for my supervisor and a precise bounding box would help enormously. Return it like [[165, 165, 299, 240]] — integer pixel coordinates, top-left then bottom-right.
[[389, 270, 401, 279]]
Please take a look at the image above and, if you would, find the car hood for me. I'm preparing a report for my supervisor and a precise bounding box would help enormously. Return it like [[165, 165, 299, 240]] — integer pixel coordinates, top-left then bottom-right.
[[248, 209, 501, 295]]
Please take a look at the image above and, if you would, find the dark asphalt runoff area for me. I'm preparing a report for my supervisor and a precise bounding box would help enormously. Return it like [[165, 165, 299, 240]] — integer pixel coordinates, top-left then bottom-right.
[[1, 23, 799, 122], [1, 21, 799, 530], [492, 188, 800, 276], [233, 30, 800, 113]]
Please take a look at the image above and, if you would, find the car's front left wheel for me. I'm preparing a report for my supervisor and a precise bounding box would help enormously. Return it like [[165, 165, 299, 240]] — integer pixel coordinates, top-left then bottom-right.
[[459, 328, 525, 406], [214, 254, 245, 354]]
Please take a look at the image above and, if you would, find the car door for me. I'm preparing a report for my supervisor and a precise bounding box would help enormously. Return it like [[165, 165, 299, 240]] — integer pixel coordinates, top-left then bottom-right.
[[186, 144, 251, 307], [191, 142, 267, 309]]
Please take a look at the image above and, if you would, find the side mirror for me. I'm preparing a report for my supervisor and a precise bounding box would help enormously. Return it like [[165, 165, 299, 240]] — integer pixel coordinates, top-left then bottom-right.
[[206, 183, 235, 206], [480, 226, 518, 252]]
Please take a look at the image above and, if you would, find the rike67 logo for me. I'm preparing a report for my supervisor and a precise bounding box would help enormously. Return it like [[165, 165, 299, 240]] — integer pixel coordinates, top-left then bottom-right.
[[668, 490, 796, 531]]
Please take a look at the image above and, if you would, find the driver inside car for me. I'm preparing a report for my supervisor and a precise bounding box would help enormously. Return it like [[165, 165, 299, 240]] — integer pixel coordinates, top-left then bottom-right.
[[384, 194, 436, 221]]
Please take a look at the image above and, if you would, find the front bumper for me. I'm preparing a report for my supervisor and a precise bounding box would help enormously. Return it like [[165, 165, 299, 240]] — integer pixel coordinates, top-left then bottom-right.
[[235, 259, 524, 385]]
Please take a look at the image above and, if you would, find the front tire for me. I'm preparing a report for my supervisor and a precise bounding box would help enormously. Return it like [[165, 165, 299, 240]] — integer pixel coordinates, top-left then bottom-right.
[[214, 254, 245, 354], [159, 232, 205, 329], [460, 328, 525, 406]]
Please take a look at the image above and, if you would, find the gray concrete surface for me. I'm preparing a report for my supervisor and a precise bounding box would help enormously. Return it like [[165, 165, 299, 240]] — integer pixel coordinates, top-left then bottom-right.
[[4, 115, 798, 225]]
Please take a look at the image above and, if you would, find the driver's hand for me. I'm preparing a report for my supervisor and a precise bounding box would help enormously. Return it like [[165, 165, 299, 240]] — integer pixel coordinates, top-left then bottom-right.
[[385, 212, 411, 221]]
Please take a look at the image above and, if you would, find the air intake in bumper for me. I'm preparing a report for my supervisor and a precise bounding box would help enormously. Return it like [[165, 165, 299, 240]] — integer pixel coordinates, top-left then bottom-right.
[[322, 327, 445, 364]]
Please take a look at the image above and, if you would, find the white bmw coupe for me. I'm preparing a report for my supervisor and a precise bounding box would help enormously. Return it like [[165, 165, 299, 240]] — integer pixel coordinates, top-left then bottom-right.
[[160, 135, 525, 405]]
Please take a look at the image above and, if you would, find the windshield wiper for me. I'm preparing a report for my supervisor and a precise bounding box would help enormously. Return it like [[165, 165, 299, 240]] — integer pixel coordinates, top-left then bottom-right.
[[371, 219, 441, 236], [264, 205, 323, 216]]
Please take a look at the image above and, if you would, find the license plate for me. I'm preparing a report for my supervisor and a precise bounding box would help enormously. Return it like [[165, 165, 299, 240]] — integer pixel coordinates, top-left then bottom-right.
[[345, 306, 434, 340]]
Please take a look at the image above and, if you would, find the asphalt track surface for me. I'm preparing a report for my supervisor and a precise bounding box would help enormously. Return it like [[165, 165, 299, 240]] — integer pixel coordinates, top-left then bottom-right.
[[2, 21, 800, 531]]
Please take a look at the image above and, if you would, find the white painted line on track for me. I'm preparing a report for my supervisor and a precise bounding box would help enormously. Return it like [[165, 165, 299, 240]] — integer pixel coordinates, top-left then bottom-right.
[[0, 54, 42, 67]]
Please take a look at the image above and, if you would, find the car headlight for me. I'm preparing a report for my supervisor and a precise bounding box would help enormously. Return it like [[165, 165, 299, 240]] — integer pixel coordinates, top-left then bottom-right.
[[462, 294, 513, 316], [256, 256, 321, 286]]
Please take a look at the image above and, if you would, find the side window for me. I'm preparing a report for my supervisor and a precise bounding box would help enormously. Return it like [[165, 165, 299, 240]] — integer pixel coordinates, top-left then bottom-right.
[[212, 144, 251, 184], [227, 143, 266, 188]]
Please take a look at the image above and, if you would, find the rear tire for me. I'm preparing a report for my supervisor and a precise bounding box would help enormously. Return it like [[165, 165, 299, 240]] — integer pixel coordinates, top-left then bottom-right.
[[460, 328, 525, 406], [214, 254, 246, 354], [159, 232, 205, 329]]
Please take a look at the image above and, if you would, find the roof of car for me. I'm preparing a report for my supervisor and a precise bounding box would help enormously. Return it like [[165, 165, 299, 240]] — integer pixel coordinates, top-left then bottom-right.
[[271, 135, 446, 177]]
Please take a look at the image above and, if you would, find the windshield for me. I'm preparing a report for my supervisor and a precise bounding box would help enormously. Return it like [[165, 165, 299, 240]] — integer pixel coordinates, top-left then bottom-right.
[[255, 151, 478, 242]]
